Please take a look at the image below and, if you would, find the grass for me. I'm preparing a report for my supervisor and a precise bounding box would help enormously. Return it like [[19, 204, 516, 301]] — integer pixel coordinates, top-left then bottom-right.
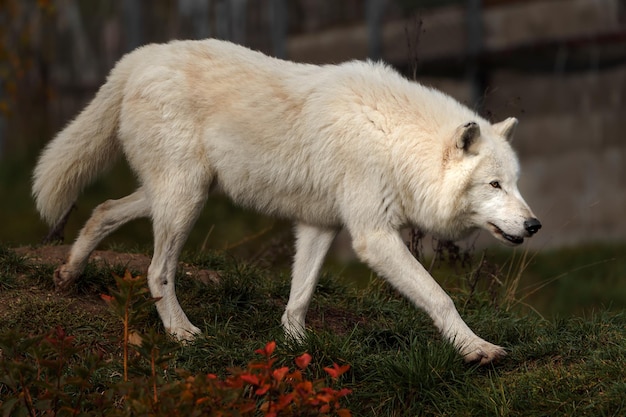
[[0, 242, 625, 415]]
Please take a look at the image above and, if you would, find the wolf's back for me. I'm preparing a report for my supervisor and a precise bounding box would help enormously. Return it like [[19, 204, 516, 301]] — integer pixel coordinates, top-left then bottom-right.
[[32, 59, 130, 226]]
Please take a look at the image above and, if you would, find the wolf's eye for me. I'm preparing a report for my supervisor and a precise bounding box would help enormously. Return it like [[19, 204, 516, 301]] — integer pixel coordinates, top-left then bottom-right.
[[490, 181, 501, 189]]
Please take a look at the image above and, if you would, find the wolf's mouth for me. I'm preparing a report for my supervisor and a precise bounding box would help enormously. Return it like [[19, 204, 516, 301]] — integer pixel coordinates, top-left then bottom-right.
[[488, 223, 524, 245]]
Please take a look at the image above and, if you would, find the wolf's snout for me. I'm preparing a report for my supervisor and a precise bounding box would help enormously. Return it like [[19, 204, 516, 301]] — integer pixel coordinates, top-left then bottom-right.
[[524, 218, 542, 235]]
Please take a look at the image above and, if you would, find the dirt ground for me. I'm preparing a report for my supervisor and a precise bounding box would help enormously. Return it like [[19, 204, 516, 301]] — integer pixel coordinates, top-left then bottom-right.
[[15, 245, 150, 271], [0, 245, 220, 328], [6, 245, 362, 337], [13, 245, 221, 284]]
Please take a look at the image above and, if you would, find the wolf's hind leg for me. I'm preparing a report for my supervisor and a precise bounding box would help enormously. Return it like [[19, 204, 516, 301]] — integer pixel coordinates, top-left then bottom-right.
[[146, 180, 210, 341], [55, 188, 150, 290], [282, 224, 337, 340]]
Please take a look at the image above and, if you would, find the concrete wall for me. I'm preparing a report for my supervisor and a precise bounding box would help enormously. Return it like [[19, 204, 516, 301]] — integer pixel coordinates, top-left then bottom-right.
[[287, 0, 626, 249], [14, 0, 622, 249], [486, 68, 626, 248]]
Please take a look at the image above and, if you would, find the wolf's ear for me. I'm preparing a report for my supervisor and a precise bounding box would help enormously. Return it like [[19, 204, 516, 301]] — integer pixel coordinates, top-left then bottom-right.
[[455, 121, 481, 153], [493, 117, 518, 142]]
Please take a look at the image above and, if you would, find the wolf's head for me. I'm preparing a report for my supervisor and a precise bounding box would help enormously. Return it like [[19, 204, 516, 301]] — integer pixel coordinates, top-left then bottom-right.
[[451, 118, 541, 245]]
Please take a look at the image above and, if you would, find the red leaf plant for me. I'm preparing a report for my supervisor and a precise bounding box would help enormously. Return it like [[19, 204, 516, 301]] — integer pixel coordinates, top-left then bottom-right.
[[190, 341, 352, 416]]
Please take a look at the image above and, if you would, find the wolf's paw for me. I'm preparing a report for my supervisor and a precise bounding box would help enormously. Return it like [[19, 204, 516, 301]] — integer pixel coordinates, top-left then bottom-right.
[[283, 328, 307, 346], [53, 265, 79, 292], [281, 313, 307, 343], [461, 339, 507, 366], [168, 324, 202, 343]]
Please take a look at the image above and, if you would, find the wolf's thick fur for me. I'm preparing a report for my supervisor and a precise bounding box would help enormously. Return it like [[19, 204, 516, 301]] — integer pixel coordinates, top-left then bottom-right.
[[33, 39, 540, 365]]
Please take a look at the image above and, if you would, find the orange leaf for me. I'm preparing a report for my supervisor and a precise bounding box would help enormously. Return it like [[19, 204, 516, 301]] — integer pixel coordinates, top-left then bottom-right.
[[336, 388, 352, 397], [289, 369, 303, 382], [295, 353, 312, 369], [324, 363, 350, 379], [265, 341, 276, 355], [277, 393, 294, 408], [296, 380, 313, 397], [337, 408, 352, 417], [195, 397, 209, 406], [240, 374, 260, 385], [316, 392, 334, 403], [100, 294, 114, 303], [272, 366, 289, 382], [255, 341, 276, 356], [255, 383, 271, 395]]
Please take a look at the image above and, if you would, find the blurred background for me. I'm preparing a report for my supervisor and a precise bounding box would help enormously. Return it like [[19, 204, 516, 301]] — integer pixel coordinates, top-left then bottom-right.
[[0, 0, 624, 261]]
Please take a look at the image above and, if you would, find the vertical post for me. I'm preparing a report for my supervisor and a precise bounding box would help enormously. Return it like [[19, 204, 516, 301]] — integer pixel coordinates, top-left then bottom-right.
[[0, 115, 5, 159], [215, 0, 230, 40], [366, 0, 386, 61], [122, 0, 142, 52], [230, 0, 247, 45], [269, 0, 287, 58], [178, 0, 211, 39], [467, 0, 485, 109]]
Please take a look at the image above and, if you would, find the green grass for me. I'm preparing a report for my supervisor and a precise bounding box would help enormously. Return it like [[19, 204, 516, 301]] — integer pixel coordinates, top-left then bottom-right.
[[0, 243, 625, 416], [474, 243, 626, 317]]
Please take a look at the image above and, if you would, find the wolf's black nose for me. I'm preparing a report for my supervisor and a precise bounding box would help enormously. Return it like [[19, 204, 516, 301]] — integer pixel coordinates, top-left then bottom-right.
[[524, 218, 542, 235]]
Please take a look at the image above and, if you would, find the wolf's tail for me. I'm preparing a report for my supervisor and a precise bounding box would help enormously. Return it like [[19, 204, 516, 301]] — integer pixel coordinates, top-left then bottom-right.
[[32, 63, 129, 226]]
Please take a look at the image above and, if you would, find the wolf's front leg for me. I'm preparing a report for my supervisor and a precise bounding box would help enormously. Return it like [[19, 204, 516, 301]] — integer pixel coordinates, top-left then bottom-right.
[[351, 229, 506, 365], [282, 224, 337, 340]]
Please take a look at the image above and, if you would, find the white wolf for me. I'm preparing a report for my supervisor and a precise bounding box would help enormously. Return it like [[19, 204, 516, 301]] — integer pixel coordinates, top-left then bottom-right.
[[33, 39, 541, 365]]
